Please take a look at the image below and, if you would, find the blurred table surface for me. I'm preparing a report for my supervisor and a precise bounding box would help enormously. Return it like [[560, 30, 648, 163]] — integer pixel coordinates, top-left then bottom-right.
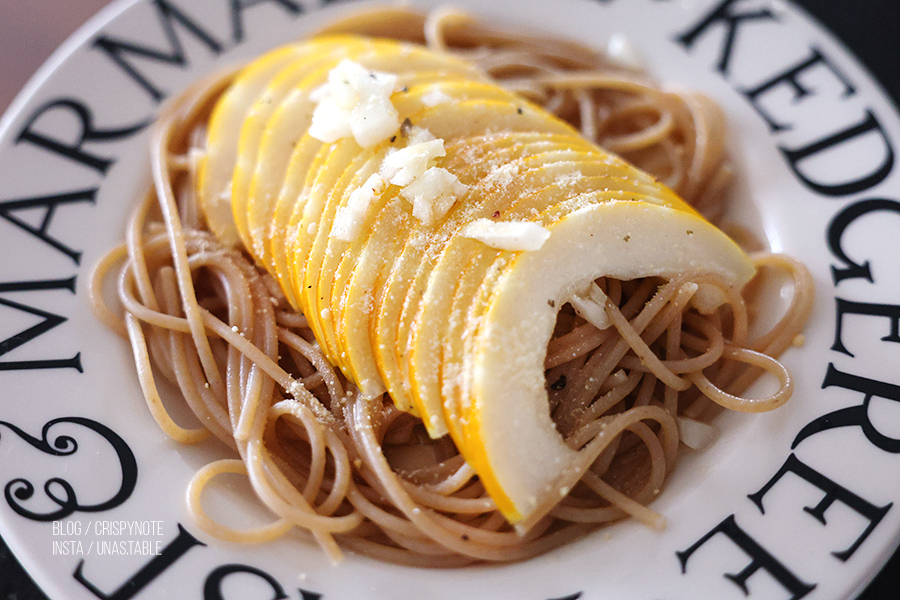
[[1, 1, 899, 599]]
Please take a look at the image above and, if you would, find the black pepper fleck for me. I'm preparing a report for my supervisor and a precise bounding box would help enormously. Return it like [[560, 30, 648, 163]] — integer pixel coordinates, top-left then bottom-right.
[[551, 375, 567, 390], [547, 299, 556, 308]]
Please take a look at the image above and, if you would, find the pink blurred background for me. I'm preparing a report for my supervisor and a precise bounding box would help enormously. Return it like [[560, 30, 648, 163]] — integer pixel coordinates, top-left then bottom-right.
[[0, 0, 113, 113]]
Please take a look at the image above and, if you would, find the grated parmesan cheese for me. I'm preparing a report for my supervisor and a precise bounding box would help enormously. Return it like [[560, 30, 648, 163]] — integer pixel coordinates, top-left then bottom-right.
[[554, 172, 583, 188], [400, 167, 468, 225], [484, 162, 520, 191], [421, 89, 452, 107], [309, 66, 468, 232], [308, 59, 400, 147], [461, 219, 550, 251], [332, 173, 387, 241], [380, 138, 446, 186]]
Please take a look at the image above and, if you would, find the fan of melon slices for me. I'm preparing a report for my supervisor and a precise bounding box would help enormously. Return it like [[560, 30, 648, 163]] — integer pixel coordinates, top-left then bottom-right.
[[197, 35, 756, 531]]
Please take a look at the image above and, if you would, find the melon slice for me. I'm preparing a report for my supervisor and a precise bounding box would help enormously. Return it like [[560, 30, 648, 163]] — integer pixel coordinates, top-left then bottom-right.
[[234, 39, 373, 262], [244, 47, 371, 267], [198, 44, 312, 246], [267, 76, 477, 308], [334, 196, 412, 396], [372, 135, 593, 419], [400, 148, 616, 434], [450, 200, 754, 528], [293, 138, 373, 362], [306, 146, 390, 378], [198, 34, 760, 534], [316, 79, 517, 325], [237, 37, 476, 259], [405, 156, 697, 438], [282, 78, 517, 379]]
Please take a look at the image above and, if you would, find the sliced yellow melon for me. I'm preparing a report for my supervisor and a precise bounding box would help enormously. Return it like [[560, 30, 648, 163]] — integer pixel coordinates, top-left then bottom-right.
[[306, 146, 391, 379], [198, 34, 758, 532], [370, 109, 588, 414], [289, 78, 516, 370], [243, 47, 370, 267], [293, 137, 373, 362], [198, 44, 311, 246], [252, 56, 483, 276], [334, 196, 412, 396], [265, 75, 480, 309], [404, 161, 690, 438], [235, 38, 374, 263], [452, 200, 754, 527], [400, 147, 616, 434]]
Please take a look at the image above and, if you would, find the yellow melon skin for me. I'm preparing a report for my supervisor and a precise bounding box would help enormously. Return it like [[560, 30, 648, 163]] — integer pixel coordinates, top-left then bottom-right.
[[201, 35, 755, 529]]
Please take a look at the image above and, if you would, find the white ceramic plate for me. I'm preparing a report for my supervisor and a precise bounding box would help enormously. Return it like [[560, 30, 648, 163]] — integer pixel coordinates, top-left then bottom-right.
[[2, 0, 900, 598]]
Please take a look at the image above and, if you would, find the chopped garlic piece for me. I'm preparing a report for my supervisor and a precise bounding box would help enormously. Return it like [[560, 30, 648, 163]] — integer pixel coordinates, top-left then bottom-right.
[[569, 282, 610, 329], [381, 138, 446, 186], [422, 89, 452, 107], [676, 416, 718, 450], [308, 59, 400, 147], [461, 219, 550, 251], [400, 167, 468, 225], [407, 126, 435, 145], [690, 282, 725, 314], [332, 173, 387, 240]]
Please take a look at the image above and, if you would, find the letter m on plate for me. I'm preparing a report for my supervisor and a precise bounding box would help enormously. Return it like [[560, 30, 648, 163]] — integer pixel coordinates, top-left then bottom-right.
[[0, 278, 82, 372]]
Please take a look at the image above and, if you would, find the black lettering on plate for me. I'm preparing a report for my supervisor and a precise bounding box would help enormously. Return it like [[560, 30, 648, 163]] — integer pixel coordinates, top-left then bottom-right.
[[780, 109, 894, 196], [793, 363, 900, 452], [230, 0, 303, 44], [93, 0, 223, 103], [741, 47, 855, 133], [748, 453, 891, 561], [832, 298, 900, 357], [675, 0, 778, 74], [677, 514, 815, 599], [0, 417, 136, 521], [0, 277, 81, 372], [16, 99, 149, 174], [827, 198, 900, 285], [0, 188, 95, 264], [75, 523, 205, 600]]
